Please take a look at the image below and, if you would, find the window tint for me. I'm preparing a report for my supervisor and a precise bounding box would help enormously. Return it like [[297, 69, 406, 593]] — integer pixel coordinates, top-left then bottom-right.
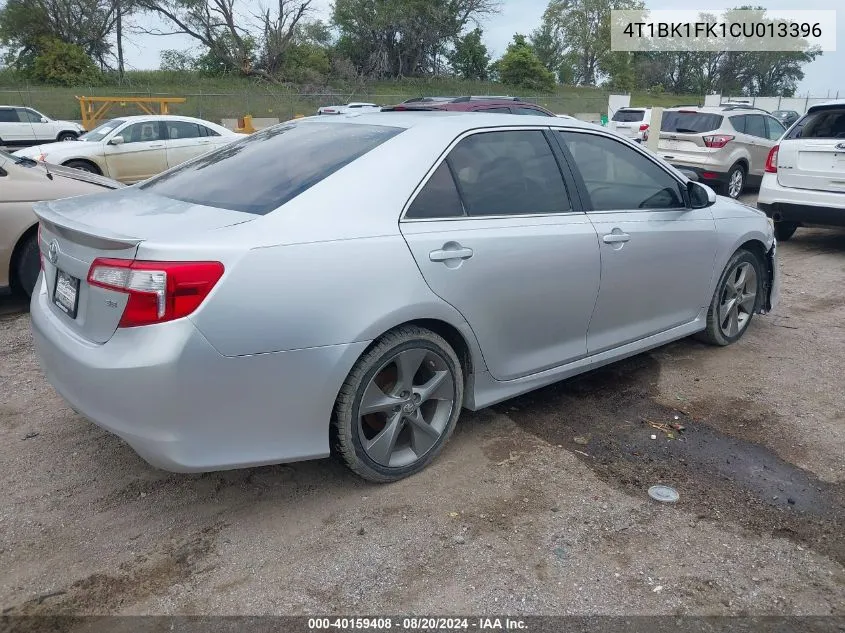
[[17, 108, 42, 123], [612, 109, 645, 122], [661, 111, 723, 133], [729, 115, 746, 133], [0, 109, 20, 123], [140, 122, 403, 215], [474, 107, 512, 114], [744, 114, 766, 138], [406, 162, 464, 219], [120, 121, 165, 144], [166, 121, 201, 140], [446, 130, 571, 216], [515, 107, 552, 117], [794, 108, 845, 139], [560, 132, 685, 211], [765, 117, 786, 140]]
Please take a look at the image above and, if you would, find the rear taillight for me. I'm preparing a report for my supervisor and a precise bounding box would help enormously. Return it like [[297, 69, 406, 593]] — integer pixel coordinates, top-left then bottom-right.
[[639, 123, 649, 131], [87, 259, 224, 328], [765, 145, 779, 173], [703, 134, 734, 149], [37, 224, 44, 271]]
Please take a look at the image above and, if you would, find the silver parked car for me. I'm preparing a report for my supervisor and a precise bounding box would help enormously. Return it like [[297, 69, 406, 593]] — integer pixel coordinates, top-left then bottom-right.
[[30, 113, 780, 482], [659, 105, 787, 199]]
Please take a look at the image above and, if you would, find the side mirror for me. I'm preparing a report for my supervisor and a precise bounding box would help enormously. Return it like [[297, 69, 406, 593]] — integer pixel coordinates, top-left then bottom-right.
[[688, 180, 716, 208], [40, 117, 49, 123], [108, 136, 125, 146]]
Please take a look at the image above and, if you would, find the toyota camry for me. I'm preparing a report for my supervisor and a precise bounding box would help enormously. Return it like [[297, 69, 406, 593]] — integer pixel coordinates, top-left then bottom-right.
[[30, 112, 779, 482]]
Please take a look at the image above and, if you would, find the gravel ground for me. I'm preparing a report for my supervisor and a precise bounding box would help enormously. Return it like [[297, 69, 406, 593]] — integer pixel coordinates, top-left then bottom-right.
[[1, 206, 844, 616]]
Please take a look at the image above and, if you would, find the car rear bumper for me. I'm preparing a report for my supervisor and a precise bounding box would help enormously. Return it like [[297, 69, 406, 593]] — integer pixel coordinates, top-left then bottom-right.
[[668, 164, 730, 185], [30, 277, 368, 472], [758, 173, 845, 226]]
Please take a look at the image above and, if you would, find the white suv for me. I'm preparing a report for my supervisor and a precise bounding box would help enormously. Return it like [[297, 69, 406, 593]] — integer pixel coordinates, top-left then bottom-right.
[[609, 107, 651, 143], [0, 106, 85, 148], [758, 101, 845, 240]]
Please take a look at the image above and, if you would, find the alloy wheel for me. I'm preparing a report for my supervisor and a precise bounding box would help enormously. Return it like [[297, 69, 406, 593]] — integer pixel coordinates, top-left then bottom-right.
[[728, 168, 744, 198], [718, 261, 757, 337]]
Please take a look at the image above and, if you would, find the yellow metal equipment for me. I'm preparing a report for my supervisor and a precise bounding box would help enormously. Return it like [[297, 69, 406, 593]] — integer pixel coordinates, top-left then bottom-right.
[[235, 115, 256, 133], [76, 96, 187, 130]]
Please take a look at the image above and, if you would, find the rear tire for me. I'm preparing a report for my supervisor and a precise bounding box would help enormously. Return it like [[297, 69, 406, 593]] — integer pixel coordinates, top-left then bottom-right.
[[12, 233, 40, 298], [696, 249, 764, 346], [333, 326, 464, 483], [723, 164, 746, 199], [57, 132, 77, 142], [63, 160, 100, 174], [774, 222, 798, 241]]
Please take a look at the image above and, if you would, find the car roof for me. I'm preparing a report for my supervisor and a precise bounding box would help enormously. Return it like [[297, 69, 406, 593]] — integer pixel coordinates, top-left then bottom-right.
[[296, 110, 599, 132], [807, 100, 845, 112]]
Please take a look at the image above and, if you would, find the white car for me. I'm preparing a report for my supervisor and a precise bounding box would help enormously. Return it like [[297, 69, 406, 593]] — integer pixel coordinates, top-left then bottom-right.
[[757, 100, 845, 241], [13, 115, 239, 184], [0, 106, 85, 147], [609, 107, 651, 143], [317, 102, 381, 115]]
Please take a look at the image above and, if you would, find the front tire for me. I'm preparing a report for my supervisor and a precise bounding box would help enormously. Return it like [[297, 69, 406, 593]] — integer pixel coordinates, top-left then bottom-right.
[[12, 234, 40, 298], [774, 221, 798, 241], [63, 160, 100, 174], [723, 164, 746, 199], [333, 326, 464, 483], [697, 249, 764, 346]]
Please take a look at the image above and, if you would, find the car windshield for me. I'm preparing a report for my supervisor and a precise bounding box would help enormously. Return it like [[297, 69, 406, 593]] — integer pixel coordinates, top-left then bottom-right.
[[139, 121, 404, 215], [612, 110, 645, 122], [661, 111, 723, 133], [78, 119, 125, 142]]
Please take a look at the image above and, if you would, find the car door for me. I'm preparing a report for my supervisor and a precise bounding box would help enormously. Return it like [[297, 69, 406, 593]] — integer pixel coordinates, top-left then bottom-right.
[[400, 128, 601, 381], [0, 108, 26, 143], [163, 120, 209, 168], [741, 114, 772, 177], [776, 105, 845, 193], [16, 108, 53, 141], [556, 130, 717, 355], [103, 121, 168, 183]]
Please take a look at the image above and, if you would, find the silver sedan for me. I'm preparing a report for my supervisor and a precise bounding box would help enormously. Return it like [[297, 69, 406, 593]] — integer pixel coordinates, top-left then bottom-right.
[[30, 112, 780, 482]]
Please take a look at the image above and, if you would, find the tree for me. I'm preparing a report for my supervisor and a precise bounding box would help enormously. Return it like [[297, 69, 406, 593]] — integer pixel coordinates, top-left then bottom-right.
[[542, 0, 643, 86], [449, 28, 490, 80], [136, 0, 313, 81], [529, 14, 563, 75], [497, 34, 555, 91], [0, 0, 121, 71], [31, 37, 102, 84], [332, 0, 498, 78]]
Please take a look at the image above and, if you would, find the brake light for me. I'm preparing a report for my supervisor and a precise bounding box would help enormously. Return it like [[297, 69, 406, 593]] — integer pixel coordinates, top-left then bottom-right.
[[703, 134, 734, 149], [87, 259, 224, 328], [765, 145, 779, 173], [37, 224, 44, 271], [639, 123, 649, 131]]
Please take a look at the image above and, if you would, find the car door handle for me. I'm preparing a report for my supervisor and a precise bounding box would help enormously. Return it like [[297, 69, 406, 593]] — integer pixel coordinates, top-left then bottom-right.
[[602, 232, 631, 244], [429, 244, 474, 262], [149, 144, 164, 148]]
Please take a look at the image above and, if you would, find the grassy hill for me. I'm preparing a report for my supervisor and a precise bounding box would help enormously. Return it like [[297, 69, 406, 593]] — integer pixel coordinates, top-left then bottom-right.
[[0, 70, 699, 124]]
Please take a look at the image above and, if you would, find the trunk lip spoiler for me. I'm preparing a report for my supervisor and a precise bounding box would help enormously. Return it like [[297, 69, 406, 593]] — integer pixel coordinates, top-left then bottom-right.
[[33, 201, 142, 248]]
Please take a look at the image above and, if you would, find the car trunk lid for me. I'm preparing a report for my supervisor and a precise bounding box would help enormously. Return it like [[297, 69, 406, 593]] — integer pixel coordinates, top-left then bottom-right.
[[658, 111, 724, 154], [34, 188, 257, 343], [776, 139, 845, 193]]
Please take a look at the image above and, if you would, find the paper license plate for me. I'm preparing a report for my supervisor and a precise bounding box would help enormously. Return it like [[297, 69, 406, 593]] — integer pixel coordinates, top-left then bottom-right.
[[54, 269, 80, 318]]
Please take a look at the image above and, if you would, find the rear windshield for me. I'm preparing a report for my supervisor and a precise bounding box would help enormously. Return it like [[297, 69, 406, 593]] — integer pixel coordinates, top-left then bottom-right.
[[661, 111, 723, 134], [612, 110, 645, 122], [786, 107, 845, 140], [139, 122, 403, 215]]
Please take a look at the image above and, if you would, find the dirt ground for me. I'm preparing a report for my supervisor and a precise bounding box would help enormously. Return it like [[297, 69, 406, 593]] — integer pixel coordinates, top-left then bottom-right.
[[1, 208, 844, 617]]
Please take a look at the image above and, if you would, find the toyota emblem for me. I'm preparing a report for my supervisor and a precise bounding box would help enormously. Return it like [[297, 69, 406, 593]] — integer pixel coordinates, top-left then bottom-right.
[[47, 240, 59, 265]]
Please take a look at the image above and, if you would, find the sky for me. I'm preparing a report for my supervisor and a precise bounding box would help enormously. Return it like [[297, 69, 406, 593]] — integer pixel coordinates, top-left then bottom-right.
[[121, 0, 844, 97]]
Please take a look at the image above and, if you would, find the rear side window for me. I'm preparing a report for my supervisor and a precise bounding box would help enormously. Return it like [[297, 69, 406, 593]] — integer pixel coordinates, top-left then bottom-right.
[[166, 121, 201, 139], [446, 130, 571, 216], [515, 107, 553, 117], [729, 115, 746, 133], [661, 111, 723, 133], [612, 110, 645, 122], [789, 108, 845, 139], [474, 107, 512, 114], [140, 122, 403, 215], [0, 109, 20, 122], [765, 117, 786, 140], [743, 114, 767, 138], [406, 163, 464, 219]]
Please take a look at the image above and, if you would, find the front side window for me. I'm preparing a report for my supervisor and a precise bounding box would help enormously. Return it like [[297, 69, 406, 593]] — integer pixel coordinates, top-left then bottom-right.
[[17, 108, 42, 123], [79, 119, 125, 142], [120, 121, 165, 144], [446, 130, 571, 216], [140, 122, 403, 215], [560, 132, 685, 211]]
